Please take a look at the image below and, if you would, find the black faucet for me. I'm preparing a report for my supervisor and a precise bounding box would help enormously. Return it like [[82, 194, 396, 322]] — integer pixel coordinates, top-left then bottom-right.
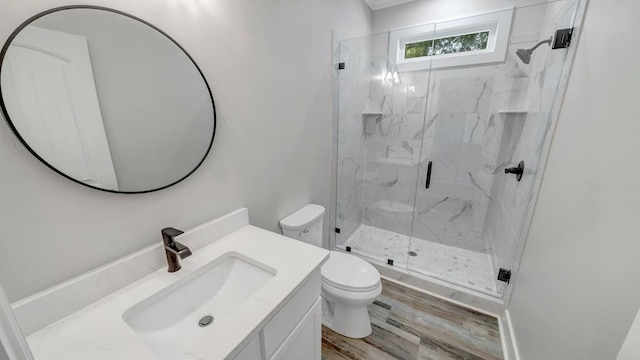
[[161, 227, 192, 272]]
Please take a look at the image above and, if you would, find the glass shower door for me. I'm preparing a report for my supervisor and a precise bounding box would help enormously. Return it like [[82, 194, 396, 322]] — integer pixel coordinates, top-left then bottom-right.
[[407, 1, 582, 296], [333, 34, 371, 254], [405, 10, 517, 296], [409, 61, 502, 294], [334, 32, 431, 269]]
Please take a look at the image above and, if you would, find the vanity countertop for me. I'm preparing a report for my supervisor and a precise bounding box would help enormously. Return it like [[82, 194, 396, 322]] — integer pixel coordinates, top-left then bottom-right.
[[25, 224, 329, 359]]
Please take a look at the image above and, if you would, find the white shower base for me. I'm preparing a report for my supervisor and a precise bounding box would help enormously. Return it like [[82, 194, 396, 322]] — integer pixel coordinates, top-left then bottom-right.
[[342, 224, 498, 295]]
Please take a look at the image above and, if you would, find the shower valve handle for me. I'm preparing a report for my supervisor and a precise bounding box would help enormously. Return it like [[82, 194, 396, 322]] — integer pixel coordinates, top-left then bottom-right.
[[505, 161, 525, 182]]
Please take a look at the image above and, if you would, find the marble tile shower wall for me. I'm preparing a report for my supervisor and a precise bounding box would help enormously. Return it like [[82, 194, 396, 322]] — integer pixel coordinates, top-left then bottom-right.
[[359, 33, 423, 239], [361, 50, 430, 238], [413, 59, 532, 256], [487, 1, 578, 285], [361, 41, 533, 257], [335, 36, 373, 246]]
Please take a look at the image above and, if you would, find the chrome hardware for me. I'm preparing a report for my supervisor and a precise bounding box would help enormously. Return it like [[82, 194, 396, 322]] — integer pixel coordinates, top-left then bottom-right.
[[198, 315, 214, 327]]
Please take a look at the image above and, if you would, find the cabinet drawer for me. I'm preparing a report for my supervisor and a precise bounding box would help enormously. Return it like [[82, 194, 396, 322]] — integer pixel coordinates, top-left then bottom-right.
[[263, 271, 321, 358]]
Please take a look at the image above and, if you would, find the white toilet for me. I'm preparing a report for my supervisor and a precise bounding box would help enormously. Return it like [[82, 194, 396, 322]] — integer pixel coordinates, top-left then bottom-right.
[[280, 204, 382, 339]]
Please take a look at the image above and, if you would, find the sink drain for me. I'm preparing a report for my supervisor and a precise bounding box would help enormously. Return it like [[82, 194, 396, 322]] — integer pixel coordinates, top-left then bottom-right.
[[408, 251, 418, 257], [198, 315, 214, 327]]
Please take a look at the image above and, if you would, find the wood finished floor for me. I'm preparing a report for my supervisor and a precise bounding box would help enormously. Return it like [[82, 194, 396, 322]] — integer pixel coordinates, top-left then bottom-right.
[[321, 278, 503, 360]]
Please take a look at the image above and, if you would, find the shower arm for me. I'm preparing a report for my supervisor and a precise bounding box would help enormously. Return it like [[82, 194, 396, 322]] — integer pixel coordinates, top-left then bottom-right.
[[529, 37, 553, 52]]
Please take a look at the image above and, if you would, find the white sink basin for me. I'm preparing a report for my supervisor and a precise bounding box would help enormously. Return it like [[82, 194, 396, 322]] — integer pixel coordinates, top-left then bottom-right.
[[122, 252, 276, 359]]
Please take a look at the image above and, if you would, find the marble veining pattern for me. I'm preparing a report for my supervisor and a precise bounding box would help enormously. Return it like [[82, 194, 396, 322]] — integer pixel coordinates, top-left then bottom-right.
[[344, 225, 498, 295], [335, 36, 369, 246], [335, 1, 577, 301]]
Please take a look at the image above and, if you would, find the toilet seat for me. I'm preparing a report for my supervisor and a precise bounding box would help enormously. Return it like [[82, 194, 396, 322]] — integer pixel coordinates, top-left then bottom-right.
[[321, 251, 380, 292]]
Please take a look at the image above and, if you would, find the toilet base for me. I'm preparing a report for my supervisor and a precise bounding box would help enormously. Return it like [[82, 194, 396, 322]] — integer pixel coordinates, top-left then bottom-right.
[[322, 300, 373, 338], [321, 282, 382, 339]]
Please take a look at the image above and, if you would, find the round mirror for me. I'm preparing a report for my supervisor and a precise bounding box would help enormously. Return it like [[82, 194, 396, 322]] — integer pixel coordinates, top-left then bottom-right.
[[0, 6, 215, 193]]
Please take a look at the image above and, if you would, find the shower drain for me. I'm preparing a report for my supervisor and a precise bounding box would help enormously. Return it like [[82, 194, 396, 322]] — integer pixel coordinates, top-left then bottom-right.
[[408, 251, 418, 257], [198, 315, 214, 327]]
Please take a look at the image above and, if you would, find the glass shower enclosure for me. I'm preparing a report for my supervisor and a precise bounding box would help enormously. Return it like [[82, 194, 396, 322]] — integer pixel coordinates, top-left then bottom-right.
[[332, 0, 582, 297]]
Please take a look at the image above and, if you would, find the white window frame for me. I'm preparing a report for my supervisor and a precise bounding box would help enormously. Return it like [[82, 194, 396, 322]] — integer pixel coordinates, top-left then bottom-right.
[[389, 8, 514, 71]]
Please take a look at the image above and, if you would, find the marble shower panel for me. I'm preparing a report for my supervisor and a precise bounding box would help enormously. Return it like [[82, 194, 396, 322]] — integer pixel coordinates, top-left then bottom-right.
[[413, 69, 505, 255], [360, 40, 431, 240], [488, 1, 581, 281]]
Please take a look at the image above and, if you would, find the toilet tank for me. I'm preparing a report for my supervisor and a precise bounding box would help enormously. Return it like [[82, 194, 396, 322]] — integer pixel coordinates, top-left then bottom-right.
[[279, 204, 325, 247]]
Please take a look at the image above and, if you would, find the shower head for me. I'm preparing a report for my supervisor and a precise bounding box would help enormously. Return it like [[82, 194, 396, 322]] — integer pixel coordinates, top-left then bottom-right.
[[515, 48, 533, 64], [515, 37, 553, 64]]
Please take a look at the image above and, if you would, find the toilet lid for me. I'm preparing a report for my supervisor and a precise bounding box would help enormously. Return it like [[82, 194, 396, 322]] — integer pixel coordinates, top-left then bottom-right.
[[321, 251, 380, 292]]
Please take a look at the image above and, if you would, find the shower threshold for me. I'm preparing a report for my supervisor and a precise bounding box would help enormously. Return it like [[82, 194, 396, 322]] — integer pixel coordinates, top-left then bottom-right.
[[341, 225, 499, 296]]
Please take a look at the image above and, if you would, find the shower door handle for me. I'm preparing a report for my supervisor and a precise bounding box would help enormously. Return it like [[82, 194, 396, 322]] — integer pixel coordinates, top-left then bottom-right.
[[425, 161, 433, 189]]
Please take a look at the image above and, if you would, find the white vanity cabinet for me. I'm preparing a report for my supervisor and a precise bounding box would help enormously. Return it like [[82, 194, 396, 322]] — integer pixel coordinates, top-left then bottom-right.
[[233, 271, 322, 360], [21, 210, 330, 360]]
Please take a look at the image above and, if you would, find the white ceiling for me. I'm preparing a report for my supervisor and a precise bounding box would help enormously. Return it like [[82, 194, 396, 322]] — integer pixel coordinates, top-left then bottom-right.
[[362, 0, 416, 11]]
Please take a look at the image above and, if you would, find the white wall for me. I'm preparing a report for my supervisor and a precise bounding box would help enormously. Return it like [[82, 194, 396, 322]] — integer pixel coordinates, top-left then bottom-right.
[[372, 0, 556, 33], [507, 0, 640, 358], [0, 0, 372, 301]]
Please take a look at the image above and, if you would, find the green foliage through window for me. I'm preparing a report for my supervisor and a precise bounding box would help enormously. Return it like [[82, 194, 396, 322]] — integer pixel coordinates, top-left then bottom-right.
[[404, 31, 490, 59]]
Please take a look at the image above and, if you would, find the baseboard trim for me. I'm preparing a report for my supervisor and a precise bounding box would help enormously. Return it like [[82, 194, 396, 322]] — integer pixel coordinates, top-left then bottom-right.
[[504, 309, 521, 360]]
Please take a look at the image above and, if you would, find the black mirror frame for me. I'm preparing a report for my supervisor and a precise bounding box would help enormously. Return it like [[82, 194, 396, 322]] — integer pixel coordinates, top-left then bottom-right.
[[0, 5, 216, 194]]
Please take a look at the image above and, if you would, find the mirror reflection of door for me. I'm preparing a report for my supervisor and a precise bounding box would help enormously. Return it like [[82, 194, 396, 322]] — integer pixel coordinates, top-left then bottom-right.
[[1, 26, 118, 190]]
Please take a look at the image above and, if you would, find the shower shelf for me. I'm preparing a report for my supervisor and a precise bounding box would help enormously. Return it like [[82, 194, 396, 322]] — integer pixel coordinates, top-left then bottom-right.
[[363, 172, 378, 182], [372, 200, 414, 214], [362, 111, 383, 115], [374, 158, 415, 167], [498, 110, 528, 115]]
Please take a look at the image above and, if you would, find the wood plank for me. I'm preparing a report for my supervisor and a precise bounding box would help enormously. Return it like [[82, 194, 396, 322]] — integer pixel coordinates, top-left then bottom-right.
[[322, 325, 408, 360], [321, 278, 503, 360], [369, 300, 392, 323], [386, 304, 502, 359], [363, 322, 420, 359], [379, 279, 501, 356]]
